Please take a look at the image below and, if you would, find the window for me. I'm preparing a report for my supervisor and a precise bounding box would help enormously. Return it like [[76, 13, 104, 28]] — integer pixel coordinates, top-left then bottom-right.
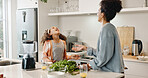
[[0, 0, 7, 58], [0, 0, 3, 57]]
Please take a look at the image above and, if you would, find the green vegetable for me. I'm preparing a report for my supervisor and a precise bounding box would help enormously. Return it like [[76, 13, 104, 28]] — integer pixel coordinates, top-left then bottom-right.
[[49, 60, 78, 74], [41, 0, 47, 3]]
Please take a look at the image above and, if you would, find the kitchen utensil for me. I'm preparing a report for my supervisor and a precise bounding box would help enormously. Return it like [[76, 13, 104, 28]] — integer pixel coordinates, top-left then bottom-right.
[[117, 27, 135, 55], [47, 72, 65, 78], [66, 36, 78, 52], [132, 40, 143, 56], [22, 40, 37, 69]]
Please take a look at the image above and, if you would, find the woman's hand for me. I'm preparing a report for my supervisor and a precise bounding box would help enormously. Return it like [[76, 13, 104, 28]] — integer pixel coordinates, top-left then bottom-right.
[[71, 55, 81, 60], [72, 45, 87, 52], [42, 57, 56, 63]]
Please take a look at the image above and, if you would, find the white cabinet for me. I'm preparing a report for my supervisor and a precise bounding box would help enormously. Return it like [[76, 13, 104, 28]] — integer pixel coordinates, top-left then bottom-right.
[[48, 0, 100, 16], [17, 0, 38, 9], [124, 61, 148, 78], [79, 0, 100, 12], [122, 0, 148, 8]]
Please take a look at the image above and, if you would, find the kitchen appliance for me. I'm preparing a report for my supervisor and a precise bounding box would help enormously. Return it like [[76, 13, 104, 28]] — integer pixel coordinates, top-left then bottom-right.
[[66, 36, 78, 52], [71, 42, 83, 52], [22, 40, 37, 69], [16, 8, 38, 61], [132, 40, 143, 56]]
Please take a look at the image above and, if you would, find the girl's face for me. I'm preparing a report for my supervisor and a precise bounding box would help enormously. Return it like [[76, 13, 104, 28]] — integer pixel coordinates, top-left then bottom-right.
[[97, 7, 104, 22], [49, 26, 60, 35]]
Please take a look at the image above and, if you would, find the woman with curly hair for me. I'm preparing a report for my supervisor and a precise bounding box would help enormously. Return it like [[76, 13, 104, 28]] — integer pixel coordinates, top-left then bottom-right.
[[41, 26, 67, 62], [72, 0, 124, 73]]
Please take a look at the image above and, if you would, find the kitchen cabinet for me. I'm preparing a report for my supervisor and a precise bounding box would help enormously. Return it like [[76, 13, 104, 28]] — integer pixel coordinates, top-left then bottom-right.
[[124, 61, 148, 78], [17, 0, 38, 9], [79, 0, 99, 12], [125, 74, 146, 78], [48, 0, 148, 16], [120, 0, 148, 13], [121, 0, 148, 8], [48, 0, 100, 16]]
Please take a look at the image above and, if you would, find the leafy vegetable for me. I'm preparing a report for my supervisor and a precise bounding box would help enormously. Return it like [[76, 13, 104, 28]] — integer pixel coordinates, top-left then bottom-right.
[[41, 0, 47, 3], [49, 60, 79, 73]]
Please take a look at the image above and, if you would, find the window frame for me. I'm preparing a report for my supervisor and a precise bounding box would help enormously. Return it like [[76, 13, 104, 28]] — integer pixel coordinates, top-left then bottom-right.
[[0, 0, 8, 58]]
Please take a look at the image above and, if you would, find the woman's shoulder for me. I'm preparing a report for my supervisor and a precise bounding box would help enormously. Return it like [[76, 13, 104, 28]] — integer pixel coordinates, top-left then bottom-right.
[[102, 23, 116, 32], [60, 40, 66, 44], [45, 40, 53, 44], [103, 23, 115, 29]]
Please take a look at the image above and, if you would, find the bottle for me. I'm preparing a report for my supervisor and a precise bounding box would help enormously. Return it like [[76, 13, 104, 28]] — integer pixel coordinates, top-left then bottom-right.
[[143, 0, 147, 7]]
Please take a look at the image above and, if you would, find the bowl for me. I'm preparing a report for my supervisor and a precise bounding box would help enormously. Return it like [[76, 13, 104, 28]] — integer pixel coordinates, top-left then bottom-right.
[[137, 56, 148, 61], [45, 62, 53, 65], [47, 71, 65, 78]]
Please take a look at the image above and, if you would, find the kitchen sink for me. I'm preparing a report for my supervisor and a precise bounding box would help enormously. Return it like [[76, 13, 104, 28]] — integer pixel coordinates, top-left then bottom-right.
[[0, 60, 21, 66]]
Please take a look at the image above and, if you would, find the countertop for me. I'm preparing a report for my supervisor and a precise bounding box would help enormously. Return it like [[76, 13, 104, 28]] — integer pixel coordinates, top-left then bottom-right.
[[0, 59, 124, 78], [123, 55, 148, 64]]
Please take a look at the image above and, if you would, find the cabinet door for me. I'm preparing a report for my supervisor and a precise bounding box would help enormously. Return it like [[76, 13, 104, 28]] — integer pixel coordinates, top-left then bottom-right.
[[121, 0, 146, 8], [125, 74, 146, 78], [79, 0, 100, 12], [124, 61, 148, 78], [17, 0, 38, 9]]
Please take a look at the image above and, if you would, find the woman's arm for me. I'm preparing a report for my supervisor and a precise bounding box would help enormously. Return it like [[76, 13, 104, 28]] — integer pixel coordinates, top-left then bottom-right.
[[90, 28, 114, 69], [63, 41, 67, 60], [87, 47, 98, 57], [72, 44, 98, 57], [42, 41, 53, 62]]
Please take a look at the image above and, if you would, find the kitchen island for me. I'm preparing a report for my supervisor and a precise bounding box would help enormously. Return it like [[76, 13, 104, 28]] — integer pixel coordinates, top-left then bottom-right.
[[0, 62, 124, 78]]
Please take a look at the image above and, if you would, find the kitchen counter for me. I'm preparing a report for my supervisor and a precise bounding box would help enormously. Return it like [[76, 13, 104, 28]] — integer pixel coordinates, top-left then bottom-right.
[[123, 55, 148, 64], [0, 60, 124, 78]]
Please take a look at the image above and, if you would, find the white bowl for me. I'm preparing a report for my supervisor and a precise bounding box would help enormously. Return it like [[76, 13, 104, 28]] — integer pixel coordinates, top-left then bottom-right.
[[45, 62, 53, 65], [137, 56, 148, 61], [47, 72, 65, 78]]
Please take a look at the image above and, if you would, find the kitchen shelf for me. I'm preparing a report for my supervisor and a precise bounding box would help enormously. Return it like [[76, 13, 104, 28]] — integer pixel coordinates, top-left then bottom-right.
[[121, 7, 148, 13], [48, 7, 148, 16], [48, 11, 97, 16]]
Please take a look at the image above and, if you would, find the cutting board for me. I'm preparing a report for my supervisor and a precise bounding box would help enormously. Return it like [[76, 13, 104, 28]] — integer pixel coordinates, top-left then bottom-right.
[[117, 27, 135, 55]]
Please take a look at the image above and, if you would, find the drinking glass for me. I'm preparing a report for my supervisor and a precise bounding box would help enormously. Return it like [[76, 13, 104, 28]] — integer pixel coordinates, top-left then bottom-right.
[[80, 64, 88, 78], [123, 46, 129, 55]]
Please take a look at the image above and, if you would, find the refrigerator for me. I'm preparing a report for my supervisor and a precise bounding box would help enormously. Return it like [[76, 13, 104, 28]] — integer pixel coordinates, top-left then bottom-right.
[[16, 8, 38, 62]]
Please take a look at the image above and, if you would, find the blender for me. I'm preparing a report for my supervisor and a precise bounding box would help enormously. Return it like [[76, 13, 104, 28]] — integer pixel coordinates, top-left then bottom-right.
[[22, 40, 37, 69]]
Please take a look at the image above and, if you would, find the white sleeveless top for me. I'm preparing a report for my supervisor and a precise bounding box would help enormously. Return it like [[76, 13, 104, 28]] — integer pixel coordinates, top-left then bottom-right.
[[44, 40, 65, 61]]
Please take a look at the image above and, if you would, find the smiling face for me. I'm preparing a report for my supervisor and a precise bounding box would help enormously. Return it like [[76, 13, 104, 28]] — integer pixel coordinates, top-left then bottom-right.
[[49, 26, 60, 35]]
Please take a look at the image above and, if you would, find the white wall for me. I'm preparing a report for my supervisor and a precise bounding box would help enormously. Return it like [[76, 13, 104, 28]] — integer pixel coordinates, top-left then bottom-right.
[[59, 12, 148, 55], [38, 0, 59, 61], [112, 12, 148, 55], [59, 15, 101, 48]]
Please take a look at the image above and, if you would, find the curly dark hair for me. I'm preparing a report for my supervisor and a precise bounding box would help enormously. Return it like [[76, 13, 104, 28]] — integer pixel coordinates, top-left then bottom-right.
[[100, 0, 122, 22], [41, 29, 67, 45]]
